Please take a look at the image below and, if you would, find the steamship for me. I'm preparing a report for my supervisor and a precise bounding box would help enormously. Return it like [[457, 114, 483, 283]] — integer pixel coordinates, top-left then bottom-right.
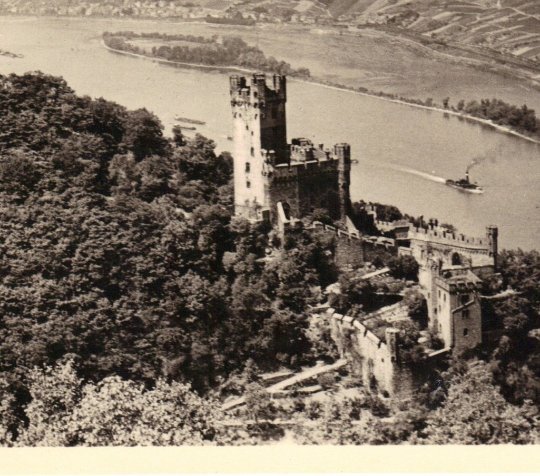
[[445, 171, 483, 194]]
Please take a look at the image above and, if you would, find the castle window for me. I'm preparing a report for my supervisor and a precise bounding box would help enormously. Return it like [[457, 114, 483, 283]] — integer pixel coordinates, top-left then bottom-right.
[[251, 131, 254, 136], [246, 124, 249, 131], [443, 293, 446, 302], [461, 294, 469, 305], [246, 181, 251, 188], [245, 162, 250, 173], [250, 147, 254, 157], [462, 309, 470, 319], [463, 328, 469, 336]]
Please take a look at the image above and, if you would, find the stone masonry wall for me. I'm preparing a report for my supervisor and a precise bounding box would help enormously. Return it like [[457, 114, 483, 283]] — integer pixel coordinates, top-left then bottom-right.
[[325, 308, 415, 399]]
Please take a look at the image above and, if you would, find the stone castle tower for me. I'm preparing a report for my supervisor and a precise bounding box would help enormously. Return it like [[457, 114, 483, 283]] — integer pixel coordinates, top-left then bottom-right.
[[230, 73, 351, 222]]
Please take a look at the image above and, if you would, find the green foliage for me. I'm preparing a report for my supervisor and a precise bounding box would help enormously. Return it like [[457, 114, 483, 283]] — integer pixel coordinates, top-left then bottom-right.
[[104, 32, 311, 78], [243, 382, 275, 423], [305, 314, 339, 362], [403, 288, 428, 327], [14, 360, 223, 446], [330, 272, 376, 315], [0, 376, 18, 446], [417, 361, 539, 444], [392, 320, 426, 365], [0, 73, 327, 413], [486, 249, 540, 405], [462, 98, 537, 135], [387, 254, 419, 281]]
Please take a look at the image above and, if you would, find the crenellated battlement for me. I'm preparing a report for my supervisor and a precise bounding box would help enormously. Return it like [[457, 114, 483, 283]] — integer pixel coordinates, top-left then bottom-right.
[[229, 73, 286, 108], [435, 275, 479, 293], [310, 221, 361, 241], [408, 225, 490, 251], [322, 306, 415, 398], [325, 307, 395, 355]]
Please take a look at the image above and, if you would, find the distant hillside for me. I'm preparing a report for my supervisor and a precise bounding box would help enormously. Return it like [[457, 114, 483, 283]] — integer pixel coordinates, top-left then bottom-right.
[[1, 0, 538, 63], [233, 0, 540, 64], [339, 0, 540, 64]]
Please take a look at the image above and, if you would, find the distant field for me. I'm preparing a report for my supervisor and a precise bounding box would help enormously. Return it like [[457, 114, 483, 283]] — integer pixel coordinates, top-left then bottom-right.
[[142, 21, 540, 111]]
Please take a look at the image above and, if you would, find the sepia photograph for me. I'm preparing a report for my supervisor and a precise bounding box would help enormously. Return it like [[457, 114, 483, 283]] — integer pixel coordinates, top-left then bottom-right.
[[0, 0, 538, 460]]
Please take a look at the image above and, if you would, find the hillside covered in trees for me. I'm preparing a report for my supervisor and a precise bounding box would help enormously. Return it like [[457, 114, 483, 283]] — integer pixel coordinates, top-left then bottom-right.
[[0, 72, 538, 446], [0, 72, 338, 444]]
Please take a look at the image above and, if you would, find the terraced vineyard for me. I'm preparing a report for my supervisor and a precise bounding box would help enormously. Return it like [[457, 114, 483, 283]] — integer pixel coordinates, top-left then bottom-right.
[[239, 0, 540, 66], [360, 0, 540, 65], [1, 0, 539, 68]]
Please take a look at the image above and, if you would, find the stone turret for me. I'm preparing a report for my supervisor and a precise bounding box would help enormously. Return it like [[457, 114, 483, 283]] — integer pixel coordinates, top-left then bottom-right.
[[486, 225, 498, 270], [335, 143, 351, 219]]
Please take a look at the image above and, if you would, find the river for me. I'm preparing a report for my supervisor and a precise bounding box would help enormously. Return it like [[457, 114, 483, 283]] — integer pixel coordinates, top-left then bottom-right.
[[0, 17, 538, 250]]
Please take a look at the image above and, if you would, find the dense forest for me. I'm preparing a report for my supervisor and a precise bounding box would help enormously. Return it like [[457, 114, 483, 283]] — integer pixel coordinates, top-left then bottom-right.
[[0, 73, 538, 446], [102, 31, 311, 78]]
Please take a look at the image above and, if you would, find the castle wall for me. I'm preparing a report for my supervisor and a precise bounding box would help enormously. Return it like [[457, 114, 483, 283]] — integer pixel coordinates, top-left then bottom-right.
[[297, 164, 340, 218], [408, 225, 496, 271], [362, 238, 398, 265], [267, 175, 301, 220], [335, 233, 365, 270], [310, 221, 364, 270], [325, 308, 415, 399]]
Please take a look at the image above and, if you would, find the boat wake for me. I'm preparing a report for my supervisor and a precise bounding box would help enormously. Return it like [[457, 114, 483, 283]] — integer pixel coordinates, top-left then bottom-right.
[[384, 163, 446, 184]]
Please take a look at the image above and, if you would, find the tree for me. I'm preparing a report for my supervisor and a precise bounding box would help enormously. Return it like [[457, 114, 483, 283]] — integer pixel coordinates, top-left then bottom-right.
[[120, 108, 169, 161], [418, 361, 539, 444], [244, 382, 275, 425], [403, 288, 428, 327], [0, 377, 18, 446], [171, 125, 185, 147], [387, 255, 419, 281], [17, 360, 82, 446], [14, 360, 224, 446]]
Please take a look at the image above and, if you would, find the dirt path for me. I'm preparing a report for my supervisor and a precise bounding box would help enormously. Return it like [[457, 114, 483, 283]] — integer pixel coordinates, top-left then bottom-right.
[[222, 359, 347, 411]]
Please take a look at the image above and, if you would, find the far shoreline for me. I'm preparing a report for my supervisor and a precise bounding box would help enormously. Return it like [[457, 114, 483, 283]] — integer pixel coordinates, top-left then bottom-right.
[[103, 41, 540, 147]]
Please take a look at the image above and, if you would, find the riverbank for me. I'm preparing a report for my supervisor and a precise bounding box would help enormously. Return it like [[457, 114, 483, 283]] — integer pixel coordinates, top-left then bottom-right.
[[103, 41, 540, 147]]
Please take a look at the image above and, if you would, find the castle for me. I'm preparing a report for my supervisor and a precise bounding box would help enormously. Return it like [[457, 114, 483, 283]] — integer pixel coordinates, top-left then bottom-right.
[[229, 73, 499, 398], [229, 73, 351, 225]]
